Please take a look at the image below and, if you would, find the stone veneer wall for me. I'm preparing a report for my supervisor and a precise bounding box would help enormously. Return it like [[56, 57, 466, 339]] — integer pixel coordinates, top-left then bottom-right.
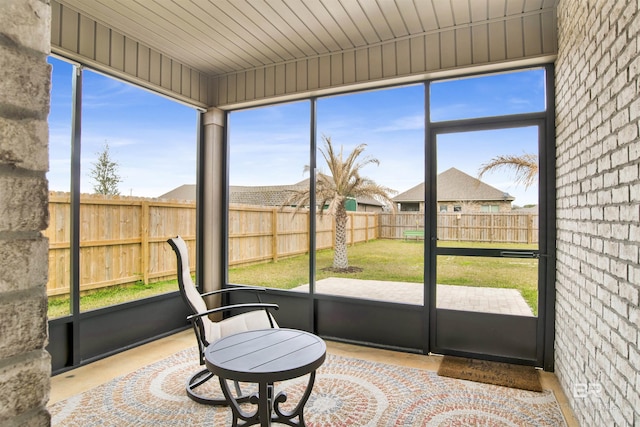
[[555, 0, 640, 425], [0, 0, 52, 426]]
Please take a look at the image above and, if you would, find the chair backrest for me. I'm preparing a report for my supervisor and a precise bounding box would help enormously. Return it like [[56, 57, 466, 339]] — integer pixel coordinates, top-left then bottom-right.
[[168, 235, 278, 351], [167, 236, 215, 344], [167, 236, 207, 314]]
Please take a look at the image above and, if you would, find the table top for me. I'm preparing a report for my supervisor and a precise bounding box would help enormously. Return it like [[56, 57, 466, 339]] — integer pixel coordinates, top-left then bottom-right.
[[205, 328, 326, 383]]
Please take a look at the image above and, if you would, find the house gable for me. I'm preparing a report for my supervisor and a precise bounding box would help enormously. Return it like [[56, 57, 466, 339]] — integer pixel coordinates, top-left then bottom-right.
[[393, 167, 515, 212]]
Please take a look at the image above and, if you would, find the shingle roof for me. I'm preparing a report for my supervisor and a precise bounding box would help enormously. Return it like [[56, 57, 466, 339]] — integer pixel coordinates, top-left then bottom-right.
[[158, 184, 196, 201], [393, 167, 514, 203], [158, 184, 302, 205], [159, 182, 384, 207], [230, 185, 304, 206], [393, 183, 424, 203]]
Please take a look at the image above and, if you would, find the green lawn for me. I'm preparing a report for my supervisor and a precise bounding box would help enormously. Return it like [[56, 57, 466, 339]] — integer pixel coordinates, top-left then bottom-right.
[[48, 239, 539, 319], [229, 239, 538, 314], [229, 239, 426, 286], [47, 280, 179, 319]]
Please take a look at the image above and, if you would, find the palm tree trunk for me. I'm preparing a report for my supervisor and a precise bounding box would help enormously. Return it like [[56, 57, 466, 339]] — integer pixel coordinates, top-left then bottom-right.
[[333, 202, 348, 269]]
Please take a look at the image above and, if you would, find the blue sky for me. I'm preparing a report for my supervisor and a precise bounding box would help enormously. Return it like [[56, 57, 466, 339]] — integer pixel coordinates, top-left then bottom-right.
[[48, 57, 544, 206], [229, 69, 544, 206], [48, 57, 198, 197]]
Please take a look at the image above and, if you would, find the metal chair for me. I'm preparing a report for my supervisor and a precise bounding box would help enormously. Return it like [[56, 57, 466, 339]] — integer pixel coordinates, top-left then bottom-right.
[[167, 235, 279, 405]]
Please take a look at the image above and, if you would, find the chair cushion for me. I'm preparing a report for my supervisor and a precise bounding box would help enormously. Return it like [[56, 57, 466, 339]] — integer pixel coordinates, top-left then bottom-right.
[[205, 310, 278, 343]]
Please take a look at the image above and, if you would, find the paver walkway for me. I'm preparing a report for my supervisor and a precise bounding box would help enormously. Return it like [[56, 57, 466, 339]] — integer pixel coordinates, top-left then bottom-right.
[[292, 277, 534, 317]]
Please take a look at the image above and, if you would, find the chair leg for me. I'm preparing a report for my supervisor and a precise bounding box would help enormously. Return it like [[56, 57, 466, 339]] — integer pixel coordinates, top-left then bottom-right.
[[186, 368, 253, 406]]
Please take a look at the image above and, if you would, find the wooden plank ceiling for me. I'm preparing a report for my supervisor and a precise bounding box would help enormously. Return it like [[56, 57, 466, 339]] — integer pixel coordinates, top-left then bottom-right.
[[56, 0, 557, 79]]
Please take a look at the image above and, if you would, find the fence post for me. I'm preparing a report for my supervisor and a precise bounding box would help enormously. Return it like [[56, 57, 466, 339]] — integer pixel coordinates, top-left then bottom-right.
[[365, 214, 369, 242], [272, 208, 278, 262], [527, 214, 533, 244], [490, 213, 495, 243], [141, 201, 149, 284]]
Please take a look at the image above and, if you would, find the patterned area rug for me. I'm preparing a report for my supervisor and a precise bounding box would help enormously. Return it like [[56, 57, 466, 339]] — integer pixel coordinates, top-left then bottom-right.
[[49, 347, 566, 426]]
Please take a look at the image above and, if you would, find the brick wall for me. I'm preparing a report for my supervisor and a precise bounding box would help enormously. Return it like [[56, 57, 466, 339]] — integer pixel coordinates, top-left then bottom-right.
[[555, 0, 640, 425], [0, 0, 52, 426]]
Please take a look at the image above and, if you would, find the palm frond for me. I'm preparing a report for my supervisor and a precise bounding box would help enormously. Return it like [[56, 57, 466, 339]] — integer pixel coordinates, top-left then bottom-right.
[[477, 153, 538, 188], [282, 135, 397, 215]]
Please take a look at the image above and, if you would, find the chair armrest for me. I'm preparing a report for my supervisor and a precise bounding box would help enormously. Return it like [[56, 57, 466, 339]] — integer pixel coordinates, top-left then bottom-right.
[[187, 303, 279, 322], [200, 287, 267, 298]]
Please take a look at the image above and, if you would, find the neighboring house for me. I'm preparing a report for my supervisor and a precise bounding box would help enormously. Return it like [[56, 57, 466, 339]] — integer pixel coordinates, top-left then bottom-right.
[[159, 181, 386, 213], [158, 184, 197, 201], [231, 184, 305, 207], [349, 195, 386, 212], [393, 167, 515, 213], [158, 183, 302, 206]]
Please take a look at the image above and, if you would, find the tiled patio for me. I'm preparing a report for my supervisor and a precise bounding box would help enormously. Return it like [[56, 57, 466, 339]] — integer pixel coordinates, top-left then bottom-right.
[[293, 278, 534, 316]]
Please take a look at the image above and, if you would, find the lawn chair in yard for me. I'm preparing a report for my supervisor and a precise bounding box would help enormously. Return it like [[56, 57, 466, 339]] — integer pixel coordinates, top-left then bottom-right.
[[167, 235, 279, 405]]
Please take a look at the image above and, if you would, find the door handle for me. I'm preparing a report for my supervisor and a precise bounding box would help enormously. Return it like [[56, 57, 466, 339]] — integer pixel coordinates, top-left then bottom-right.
[[499, 251, 536, 258]]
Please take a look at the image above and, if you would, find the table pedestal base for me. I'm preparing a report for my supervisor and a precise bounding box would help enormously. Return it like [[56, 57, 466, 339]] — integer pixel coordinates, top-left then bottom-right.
[[219, 372, 317, 427], [187, 368, 253, 406]]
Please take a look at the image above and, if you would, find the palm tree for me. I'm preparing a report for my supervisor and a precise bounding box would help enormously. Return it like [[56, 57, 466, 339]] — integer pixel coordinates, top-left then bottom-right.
[[287, 136, 396, 271], [477, 153, 538, 188]]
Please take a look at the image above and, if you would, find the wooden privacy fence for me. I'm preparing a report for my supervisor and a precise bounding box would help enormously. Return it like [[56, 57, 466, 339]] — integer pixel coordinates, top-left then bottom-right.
[[45, 193, 197, 296], [379, 212, 538, 244], [228, 205, 377, 267], [45, 194, 537, 296], [44, 194, 377, 296]]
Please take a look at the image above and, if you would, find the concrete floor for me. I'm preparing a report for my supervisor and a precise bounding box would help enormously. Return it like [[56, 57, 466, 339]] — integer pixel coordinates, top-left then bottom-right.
[[49, 329, 577, 425]]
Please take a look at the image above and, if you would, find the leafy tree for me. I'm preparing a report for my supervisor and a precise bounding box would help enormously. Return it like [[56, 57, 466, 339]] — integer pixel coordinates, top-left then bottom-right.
[[287, 136, 396, 271], [90, 142, 122, 195], [477, 153, 538, 188]]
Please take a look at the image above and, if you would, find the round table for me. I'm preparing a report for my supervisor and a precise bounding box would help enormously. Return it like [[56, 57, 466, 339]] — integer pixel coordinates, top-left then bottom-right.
[[205, 328, 326, 427]]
